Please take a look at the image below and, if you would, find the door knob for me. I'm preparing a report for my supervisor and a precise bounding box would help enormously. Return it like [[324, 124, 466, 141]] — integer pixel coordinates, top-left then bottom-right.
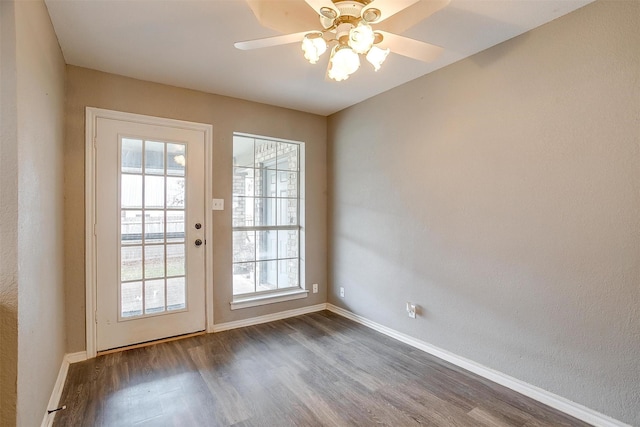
[[195, 239, 203, 247], [195, 223, 202, 229]]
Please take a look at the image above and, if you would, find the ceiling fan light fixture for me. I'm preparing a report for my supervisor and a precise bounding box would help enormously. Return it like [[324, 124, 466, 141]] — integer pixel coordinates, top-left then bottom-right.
[[301, 33, 327, 64], [366, 45, 390, 71], [348, 22, 375, 54], [328, 45, 360, 81]]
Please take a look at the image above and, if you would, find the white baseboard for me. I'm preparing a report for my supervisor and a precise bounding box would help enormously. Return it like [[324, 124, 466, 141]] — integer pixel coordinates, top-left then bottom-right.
[[325, 304, 629, 427], [212, 303, 328, 333], [41, 352, 88, 427]]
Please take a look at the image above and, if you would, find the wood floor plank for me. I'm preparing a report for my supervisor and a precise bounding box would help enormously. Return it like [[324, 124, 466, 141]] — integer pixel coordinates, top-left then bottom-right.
[[54, 311, 591, 426]]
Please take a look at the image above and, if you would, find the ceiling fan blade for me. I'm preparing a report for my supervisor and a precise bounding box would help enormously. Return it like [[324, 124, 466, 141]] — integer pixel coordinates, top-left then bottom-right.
[[362, 0, 420, 24], [376, 31, 442, 62], [304, 0, 340, 19], [246, 0, 320, 34], [376, 0, 450, 33], [235, 31, 311, 50]]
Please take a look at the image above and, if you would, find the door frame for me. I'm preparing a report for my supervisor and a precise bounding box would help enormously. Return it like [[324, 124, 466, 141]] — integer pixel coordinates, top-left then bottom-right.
[[85, 107, 214, 358]]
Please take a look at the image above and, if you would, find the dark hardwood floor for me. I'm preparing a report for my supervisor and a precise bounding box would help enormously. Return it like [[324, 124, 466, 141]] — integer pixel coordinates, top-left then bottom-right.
[[54, 311, 590, 426]]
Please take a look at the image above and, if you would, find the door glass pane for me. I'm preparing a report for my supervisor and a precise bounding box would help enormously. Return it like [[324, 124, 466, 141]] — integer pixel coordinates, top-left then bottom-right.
[[278, 259, 299, 289], [167, 177, 185, 208], [144, 245, 164, 279], [167, 277, 186, 311], [145, 141, 165, 175], [145, 210, 165, 244], [145, 175, 165, 208], [122, 138, 142, 173], [167, 143, 186, 176], [167, 211, 185, 243], [256, 260, 278, 291], [257, 230, 277, 260], [121, 175, 142, 208], [233, 262, 255, 295], [167, 244, 185, 277], [145, 279, 165, 314], [121, 210, 142, 245], [121, 281, 142, 318], [121, 246, 142, 281]]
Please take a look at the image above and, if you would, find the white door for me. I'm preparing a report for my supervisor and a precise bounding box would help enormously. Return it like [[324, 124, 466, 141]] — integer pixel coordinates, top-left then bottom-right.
[[95, 117, 206, 351]]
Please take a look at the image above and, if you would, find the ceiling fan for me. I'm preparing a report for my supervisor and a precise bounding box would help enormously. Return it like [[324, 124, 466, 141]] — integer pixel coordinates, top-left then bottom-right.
[[235, 0, 450, 81]]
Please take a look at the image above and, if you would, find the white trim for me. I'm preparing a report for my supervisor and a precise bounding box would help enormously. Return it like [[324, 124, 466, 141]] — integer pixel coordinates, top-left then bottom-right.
[[230, 289, 309, 310], [85, 107, 214, 357], [326, 304, 630, 427], [213, 303, 326, 332], [40, 352, 88, 427]]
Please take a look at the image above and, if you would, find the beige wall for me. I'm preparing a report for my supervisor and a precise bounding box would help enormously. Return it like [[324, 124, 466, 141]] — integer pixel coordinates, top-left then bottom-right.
[[1, 0, 67, 425], [328, 1, 639, 424], [65, 66, 328, 352]]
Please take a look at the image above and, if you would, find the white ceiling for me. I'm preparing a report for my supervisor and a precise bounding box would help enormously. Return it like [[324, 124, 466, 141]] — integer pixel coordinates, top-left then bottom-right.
[[45, 0, 594, 116]]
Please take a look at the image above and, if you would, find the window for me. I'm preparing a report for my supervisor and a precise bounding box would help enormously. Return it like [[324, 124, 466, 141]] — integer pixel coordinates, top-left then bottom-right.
[[232, 134, 304, 302]]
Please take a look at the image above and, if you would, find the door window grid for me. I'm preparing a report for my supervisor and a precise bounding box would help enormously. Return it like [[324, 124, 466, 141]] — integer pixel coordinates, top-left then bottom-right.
[[232, 135, 301, 296], [119, 138, 188, 319]]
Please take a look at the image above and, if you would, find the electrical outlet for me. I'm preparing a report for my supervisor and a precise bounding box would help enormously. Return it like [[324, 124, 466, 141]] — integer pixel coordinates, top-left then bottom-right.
[[340, 287, 345, 298], [406, 302, 416, 319], [312, 283, 318, 293]]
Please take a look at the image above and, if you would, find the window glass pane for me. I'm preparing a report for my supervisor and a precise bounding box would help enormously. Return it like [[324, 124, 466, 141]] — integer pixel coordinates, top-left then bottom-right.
[[277, 171, 297, 198], [278, 259, 299, 289], [121, 281, 142, 318], [255, 198, 277, 226], [145, 210, 164, 244], [233, 263, 255, 295], [122, 138, 142, 173], [121, 174, 142, 209], [233, 136, 254, 168], [144, 175, 165, 209], [167, 143, 186, 176], [167, 211, 185, 243], [255, 139, 278, 169], [277, 143, 298, 171], [167, 277, 186, 311], [278, 230, 298, 259], [167, 244, 185, 277], [233, 196, 254, 227], [255, 169, 277, 198], [121, 246, 142, 281], [145, 279, 165, 314], [167, 177, 185, 208], [278, 198, 297, 226], [145, 141, 165, 175], [256, 260, 278, 291], [257, 230, 277, 260], [144, 245, 164, 279], [233, 167, 254, 197], [233, 230, 255, 262], [121, 210, 142, 245]]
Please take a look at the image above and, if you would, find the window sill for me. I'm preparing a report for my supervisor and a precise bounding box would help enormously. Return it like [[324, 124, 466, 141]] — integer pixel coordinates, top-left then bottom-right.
[[230, 288, 309, 310]]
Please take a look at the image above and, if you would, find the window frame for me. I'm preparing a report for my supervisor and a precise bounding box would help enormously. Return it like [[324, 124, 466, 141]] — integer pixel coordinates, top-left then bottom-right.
[[230, 133, 307, 309]]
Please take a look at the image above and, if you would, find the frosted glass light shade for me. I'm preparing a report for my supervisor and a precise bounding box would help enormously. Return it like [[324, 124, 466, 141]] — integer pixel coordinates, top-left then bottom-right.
[[348, 23, 375, 54], [301, 34, 327, 64], [366, 46, 390, 71], [328, 46, 360, 81]]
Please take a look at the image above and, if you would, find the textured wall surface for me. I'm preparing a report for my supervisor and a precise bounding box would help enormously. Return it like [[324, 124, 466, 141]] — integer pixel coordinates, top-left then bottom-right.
[[0, 1, 67, 426], [328, 1, 639, 424], [14, 1, 67, 426], [65, 67, 328, 352]]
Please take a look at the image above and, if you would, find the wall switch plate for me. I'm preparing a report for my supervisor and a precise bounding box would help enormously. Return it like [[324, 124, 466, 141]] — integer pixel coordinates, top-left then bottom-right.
[[340, 287, 345, 298], [212, 199, 224, 210], [406, 302, 417, 319], [312, 283, 318, 293]]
